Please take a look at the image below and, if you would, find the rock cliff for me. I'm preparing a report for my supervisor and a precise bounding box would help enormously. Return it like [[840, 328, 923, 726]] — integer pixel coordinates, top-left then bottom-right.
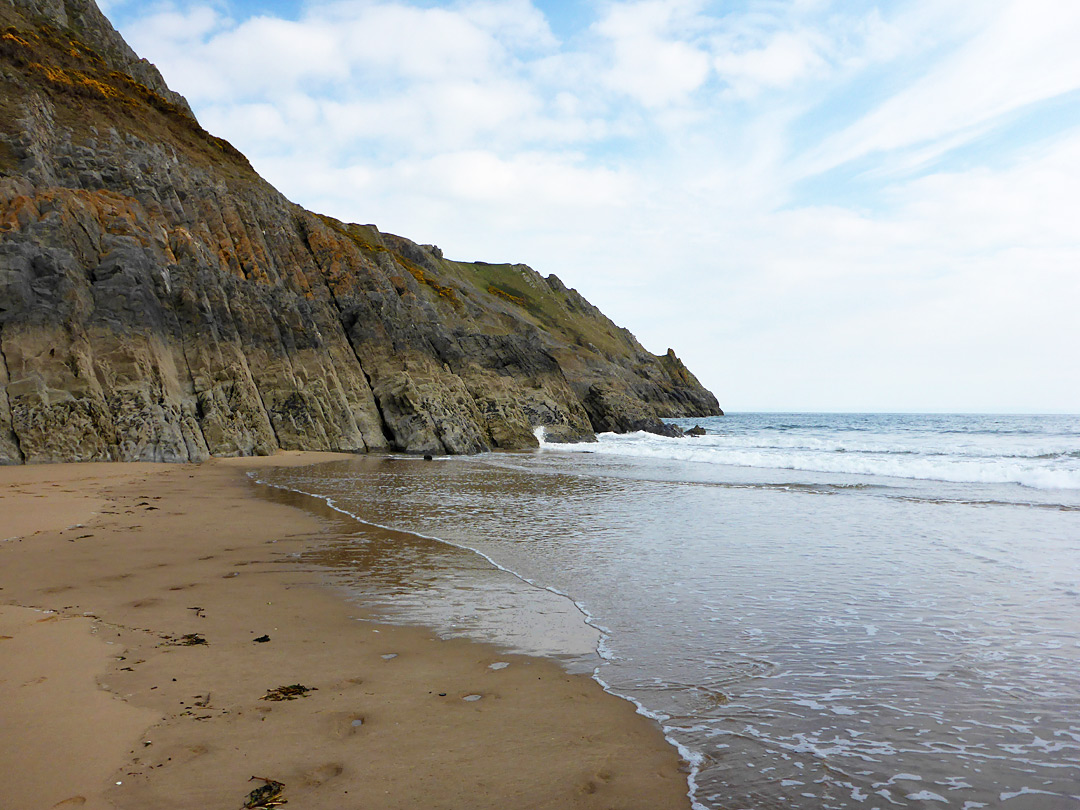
[[0, 0, 721, 464]]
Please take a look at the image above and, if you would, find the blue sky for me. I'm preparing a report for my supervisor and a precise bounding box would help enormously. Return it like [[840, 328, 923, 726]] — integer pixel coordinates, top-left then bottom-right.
[[97, 0, 1080, 412]]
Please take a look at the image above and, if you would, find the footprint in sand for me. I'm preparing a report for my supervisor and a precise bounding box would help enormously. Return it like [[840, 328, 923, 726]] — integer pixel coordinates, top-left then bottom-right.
[[328, 676, 363, 690], [299, 762, 344, 787], [50, 797, 86, 808], [326, 712, 366, 739], [170, 743, 210, 764], [578, 770, 614, 795]]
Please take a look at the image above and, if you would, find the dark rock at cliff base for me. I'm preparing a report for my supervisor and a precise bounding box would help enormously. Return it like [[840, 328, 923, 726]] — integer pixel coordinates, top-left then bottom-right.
[[583, 384, 685, 438], [0, 0, 721, 464], [536, 424, 598, 444], [686, 425, 707, 437]]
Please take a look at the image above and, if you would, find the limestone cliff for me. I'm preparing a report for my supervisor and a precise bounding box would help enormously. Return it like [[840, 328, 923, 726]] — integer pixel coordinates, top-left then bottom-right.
[[0, 0, 721, 464]]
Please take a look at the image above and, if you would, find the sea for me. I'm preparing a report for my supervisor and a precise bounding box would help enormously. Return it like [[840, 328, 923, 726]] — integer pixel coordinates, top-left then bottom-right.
[[253, 413, 1080, 810]]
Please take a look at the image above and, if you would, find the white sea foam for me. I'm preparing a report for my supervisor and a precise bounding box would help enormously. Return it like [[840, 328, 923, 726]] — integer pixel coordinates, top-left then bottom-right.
[[538, 427, 1080, 490], [906, 790, 947, 802]]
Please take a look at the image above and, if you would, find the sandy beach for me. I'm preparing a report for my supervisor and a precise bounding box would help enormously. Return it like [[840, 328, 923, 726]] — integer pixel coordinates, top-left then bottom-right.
[[0, 453, 690, 810]]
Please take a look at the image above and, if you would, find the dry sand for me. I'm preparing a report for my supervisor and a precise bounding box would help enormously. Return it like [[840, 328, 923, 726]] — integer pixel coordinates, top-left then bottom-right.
[[0, 453, 691, 810]]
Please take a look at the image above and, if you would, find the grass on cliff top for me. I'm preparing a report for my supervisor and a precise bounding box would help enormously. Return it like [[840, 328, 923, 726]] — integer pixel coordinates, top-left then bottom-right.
[[0, 8, 251, 179], [314, 215, 387, 255], [439, 258, 639, 359], [315, 214, 464, 308], [305, 216, 627, 354]]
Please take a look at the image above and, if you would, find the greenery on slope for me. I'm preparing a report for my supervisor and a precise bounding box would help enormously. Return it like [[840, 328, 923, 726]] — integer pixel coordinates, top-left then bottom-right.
[[0, 9, 250, 177]]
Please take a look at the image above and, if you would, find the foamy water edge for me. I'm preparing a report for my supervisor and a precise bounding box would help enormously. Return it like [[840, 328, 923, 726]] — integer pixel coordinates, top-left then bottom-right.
[[539, 428, 1080, 491]]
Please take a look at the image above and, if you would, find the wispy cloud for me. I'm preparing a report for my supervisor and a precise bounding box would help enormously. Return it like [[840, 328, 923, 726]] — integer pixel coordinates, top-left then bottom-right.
[[806, 0, 1080, 176]]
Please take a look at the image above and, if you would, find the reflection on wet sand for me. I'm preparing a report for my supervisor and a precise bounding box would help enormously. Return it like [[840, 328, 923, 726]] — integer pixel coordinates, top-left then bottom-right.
[[254, 463, 601, 670]]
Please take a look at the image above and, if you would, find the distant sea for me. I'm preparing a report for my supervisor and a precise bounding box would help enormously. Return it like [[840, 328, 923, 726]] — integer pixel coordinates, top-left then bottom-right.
[[255, 413, 1080, 810]]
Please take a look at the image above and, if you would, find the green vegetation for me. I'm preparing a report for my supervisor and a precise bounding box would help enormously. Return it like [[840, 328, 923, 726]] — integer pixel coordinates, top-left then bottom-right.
[[0, 138, 17, 173], [0, 16, 251, 173], [437, 259, 632, 357], [315, 214, 390, 255], [487, 284, 527, 308], [26, 59, 122, 100], [316, 213, 463, 308], [399, 255, 461, 307]]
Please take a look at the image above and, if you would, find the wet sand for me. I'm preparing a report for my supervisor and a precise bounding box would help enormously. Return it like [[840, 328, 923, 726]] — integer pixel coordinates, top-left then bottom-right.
[[0, 453, 690, 810]]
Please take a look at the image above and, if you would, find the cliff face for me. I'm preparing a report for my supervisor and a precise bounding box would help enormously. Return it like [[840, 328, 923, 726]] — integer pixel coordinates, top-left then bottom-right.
[[0, 0, 721, 464]]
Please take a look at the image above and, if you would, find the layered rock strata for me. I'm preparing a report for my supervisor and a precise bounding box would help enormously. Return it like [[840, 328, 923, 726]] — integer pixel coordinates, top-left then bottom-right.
[[0, 0, 721, 464]]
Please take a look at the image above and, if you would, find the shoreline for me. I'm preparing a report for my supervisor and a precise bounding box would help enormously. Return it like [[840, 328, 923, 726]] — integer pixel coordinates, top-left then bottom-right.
[[251, 460, 708, 804], [0, 453, 691, 810]]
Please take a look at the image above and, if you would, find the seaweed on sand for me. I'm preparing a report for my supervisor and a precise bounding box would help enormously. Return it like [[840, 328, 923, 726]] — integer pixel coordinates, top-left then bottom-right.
[[259, 684, 316, 701], [243, 776, 286, 808]]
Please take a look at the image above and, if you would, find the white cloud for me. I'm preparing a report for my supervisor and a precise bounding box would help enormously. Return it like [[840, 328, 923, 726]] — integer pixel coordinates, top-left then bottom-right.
[[125, 4, 224, 48], [416, 150, 634, 207], [713, 30, 827, 98], [454, 0, 557, 51], [337, 5, 503, 80], [593, 0, 712, 107]]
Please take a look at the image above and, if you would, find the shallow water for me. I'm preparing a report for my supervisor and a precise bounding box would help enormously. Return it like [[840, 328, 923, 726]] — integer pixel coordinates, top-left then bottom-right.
[[255, 413, 1080, 810]]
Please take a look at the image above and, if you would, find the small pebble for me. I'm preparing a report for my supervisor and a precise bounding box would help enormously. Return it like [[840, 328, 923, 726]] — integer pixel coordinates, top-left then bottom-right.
[[463, 694, 482, 702], [381, 653, 398, 660], [489, 662, 510, 671], [351, 719, 364, 727]]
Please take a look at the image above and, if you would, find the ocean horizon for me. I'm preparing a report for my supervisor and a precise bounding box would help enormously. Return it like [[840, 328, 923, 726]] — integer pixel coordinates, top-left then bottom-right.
[[256, 412, 1080, 809]]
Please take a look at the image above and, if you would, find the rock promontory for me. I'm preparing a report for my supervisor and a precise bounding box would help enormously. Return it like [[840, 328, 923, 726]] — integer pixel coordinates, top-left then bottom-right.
[[0, 0, 721, 464]]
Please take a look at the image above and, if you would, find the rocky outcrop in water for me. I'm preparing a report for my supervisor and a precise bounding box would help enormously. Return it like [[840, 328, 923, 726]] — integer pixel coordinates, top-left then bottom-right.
[[0, 0, 721, 464]]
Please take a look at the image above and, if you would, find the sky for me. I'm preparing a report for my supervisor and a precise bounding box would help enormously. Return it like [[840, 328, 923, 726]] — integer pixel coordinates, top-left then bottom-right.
[[96, 0, 1080, 413]]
